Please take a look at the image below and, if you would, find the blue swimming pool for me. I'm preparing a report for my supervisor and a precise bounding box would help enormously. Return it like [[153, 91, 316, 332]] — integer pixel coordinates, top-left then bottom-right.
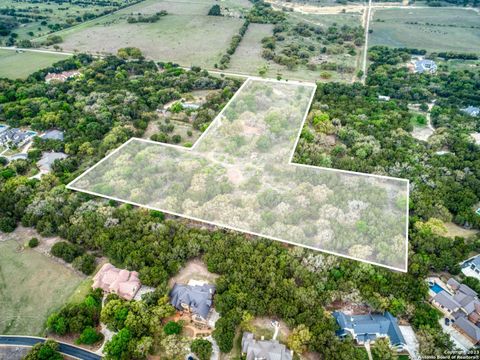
[[430, 283, 445, 294]]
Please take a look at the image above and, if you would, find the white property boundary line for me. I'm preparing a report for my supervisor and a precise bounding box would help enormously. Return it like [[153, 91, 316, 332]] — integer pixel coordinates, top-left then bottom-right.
[[67, 76, 409, 273]]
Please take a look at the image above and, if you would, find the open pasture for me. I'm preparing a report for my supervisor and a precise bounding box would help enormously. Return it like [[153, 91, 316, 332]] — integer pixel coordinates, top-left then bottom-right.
[[44, 0, 246, 68], [369, 8, 480, 53], [0, 0, 137, 43], [0, 49, 70, 79]]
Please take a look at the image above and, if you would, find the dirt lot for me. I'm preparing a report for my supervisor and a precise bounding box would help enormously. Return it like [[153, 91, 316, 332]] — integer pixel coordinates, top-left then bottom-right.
[[168, 258, 219, 287]]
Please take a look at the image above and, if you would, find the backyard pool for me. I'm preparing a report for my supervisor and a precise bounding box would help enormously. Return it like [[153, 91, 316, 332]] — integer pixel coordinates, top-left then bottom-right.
[[430, 282, 446, 294]]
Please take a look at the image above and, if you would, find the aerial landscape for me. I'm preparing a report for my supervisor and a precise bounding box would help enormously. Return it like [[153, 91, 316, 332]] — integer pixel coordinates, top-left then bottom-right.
[[0, 0, 479, 359]]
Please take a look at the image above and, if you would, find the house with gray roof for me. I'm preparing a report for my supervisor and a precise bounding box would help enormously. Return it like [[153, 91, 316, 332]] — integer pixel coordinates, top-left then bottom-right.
[[455, 317, 480, 345], [463, 255, 480, 279], [432, 291, 461, 315], [42, 130, 64, 141], [169, 283, 215, 326], [332, 311, 406, 349], [0, 128, 36, 148], [430, 279, 480, 348], [414, 59, 437, 74], [241, 332, 293, 360], [461, 106, 480, 117]]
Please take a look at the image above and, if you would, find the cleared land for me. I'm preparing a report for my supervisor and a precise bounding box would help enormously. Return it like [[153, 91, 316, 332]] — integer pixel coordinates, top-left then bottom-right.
[[0, 239, 83, 335], [0, 49, 70, 79], [42, 0, 245, 68], [369, 8, 480, 53]]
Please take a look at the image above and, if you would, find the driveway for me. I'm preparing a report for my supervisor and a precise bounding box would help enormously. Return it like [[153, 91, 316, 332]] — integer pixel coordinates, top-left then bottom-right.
[[399, 325, 420, 360], [0, 336, 102, 360], [439, 320, 473, 353]]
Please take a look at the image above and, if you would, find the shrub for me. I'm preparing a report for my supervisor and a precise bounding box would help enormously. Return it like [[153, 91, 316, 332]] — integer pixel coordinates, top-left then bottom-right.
[[28, 237, 39, 248], [163, 320, 182, 335], [0, 216, 16, 232], [72, 253, 96, 275], [77, 326, 103, 345], [191, 338, 213, 360], [208, 4, 221, 16], [51, 241, 84, 263]]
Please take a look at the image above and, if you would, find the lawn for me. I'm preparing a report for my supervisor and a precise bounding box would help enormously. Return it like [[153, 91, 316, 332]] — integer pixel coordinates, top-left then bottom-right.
[[42, 0, 246, 68], [0, 50, 71, 79], [369, 8, 480, 53], [0, 239, 84, 335]]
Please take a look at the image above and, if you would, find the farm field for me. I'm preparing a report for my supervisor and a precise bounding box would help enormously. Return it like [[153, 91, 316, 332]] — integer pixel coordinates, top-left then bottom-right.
[[0, 239, 83, 335], [0, 0, 138, 44], [40, 0, 246, 69], [369, 8, 480, 53], [0, 49, 70, 79]]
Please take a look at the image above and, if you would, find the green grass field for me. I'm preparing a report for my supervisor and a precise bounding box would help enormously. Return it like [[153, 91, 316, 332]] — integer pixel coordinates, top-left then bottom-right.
[[0, 0, 137, 43], [41, 0, 246, 68], [0, 49, 71, 79], [370, 8, 480, 53], [0, 240, 83, 335]]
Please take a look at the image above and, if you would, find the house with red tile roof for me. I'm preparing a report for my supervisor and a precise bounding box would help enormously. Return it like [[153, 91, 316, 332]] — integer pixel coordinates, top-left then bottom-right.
[[92, 263, 141, 300]]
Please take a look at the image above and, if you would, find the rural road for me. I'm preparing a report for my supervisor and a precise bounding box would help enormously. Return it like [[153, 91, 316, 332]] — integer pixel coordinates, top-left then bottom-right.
[[361, 0, 373, 84], [0, 336, 102, 360]]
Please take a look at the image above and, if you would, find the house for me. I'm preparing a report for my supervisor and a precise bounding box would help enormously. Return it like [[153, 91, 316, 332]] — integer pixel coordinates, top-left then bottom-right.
[[182, 102, 201, 110], [430, 279, 480, 347], [378, 95, 391, 101], [0, 128, 36, 148], [241, 332, 293, 360], [42, 130, 64, 141], [333, 311, 406, 350], [0, 124, 8, 134], [170, 283, 215, 326], [461, 106, 480, 117], [432, 291, 461, 315], [36, 152, 68, 174], [45, 70, 81, 83], [455, 317, 480, 345], [462, 255, 480, 280], [414, 59, 437, 74], [92, 263, 141, 300]]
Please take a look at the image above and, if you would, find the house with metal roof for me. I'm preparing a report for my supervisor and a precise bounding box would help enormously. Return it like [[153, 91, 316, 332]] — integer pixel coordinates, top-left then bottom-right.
[[414, 59, 437, 74], [42, 130, 64, 141], [169, 283, 215, 326], [461, 106, 480, 117], [241, 332, 293, 360], [432, 291, 461, 315], [332, 311, 406, 349], [455, 317, 480, 345]]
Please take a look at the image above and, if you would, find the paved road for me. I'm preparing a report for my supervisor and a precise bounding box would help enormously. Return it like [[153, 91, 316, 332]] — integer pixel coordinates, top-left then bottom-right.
[[0, 336, 102, 360]]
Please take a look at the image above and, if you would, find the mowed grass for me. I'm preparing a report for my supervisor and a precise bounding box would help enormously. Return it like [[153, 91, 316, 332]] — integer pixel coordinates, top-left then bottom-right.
[[0, 240, 83, 335], [46, 0, 245, 68], [0, 50, 71, 79], [370, 8, 480, 53]]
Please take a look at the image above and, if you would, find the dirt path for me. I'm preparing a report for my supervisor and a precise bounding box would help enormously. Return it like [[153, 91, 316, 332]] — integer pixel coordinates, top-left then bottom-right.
[[361, 0, 372, 84]]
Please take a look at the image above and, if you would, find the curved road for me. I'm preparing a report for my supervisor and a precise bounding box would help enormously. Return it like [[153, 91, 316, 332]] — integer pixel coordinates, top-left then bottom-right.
[[0, 336, 101, 360]]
